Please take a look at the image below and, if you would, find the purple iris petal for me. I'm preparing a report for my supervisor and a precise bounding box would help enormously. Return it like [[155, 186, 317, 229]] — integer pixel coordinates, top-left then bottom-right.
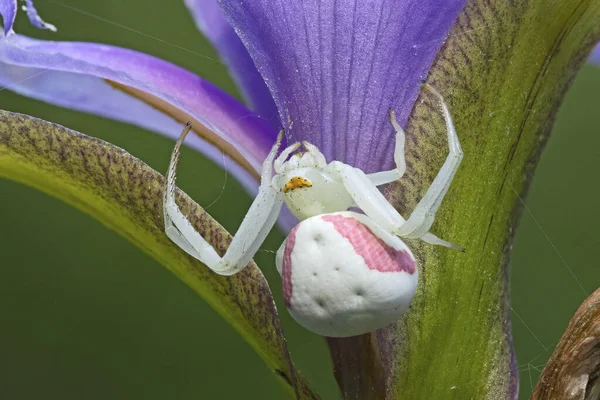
[[0, 0, 16, 35], [184, 0, 279, 128], [0, 32, 277, 174], [218, 0, 466, 172], [22, 0, 56, 31], [0, 4, 301, 230], [590, 42, 600, 65], [0, 0, 55, 34], [0, 62, 259, 195]]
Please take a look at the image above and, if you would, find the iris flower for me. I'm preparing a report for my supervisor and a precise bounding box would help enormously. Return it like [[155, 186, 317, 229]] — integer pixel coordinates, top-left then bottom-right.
[[1, 0, 599, 398]]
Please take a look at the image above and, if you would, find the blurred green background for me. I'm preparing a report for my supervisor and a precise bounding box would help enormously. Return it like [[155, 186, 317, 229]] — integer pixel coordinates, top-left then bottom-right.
[[0, 1, 598, 399]]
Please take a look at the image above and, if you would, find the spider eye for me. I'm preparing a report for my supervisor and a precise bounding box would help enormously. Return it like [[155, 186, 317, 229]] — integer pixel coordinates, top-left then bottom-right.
[[283, 176, 313, 193]]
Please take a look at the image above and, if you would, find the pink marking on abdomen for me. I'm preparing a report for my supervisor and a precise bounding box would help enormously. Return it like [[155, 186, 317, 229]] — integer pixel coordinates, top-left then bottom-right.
[[282, 225, 299, 308], [322, 214, 415, 274]]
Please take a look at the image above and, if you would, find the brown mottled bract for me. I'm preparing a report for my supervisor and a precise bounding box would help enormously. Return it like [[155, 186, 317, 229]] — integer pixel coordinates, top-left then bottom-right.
[[0, 111, 318, 400], [325, 0, 600, 399], [532, 287, 600, 400]]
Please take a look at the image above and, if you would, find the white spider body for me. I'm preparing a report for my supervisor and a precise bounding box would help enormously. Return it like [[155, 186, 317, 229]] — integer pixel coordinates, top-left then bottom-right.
[[275, 212, 417, 337], [163, 85, 463, 337], [276, 163, 353, 220]]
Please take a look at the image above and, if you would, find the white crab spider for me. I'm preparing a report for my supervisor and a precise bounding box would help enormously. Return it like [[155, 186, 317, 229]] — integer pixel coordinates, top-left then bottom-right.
[[163, 84, 463, 337]]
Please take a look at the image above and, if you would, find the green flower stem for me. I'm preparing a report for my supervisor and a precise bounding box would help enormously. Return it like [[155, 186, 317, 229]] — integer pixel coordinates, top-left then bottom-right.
[[326, 0, 600, 398]]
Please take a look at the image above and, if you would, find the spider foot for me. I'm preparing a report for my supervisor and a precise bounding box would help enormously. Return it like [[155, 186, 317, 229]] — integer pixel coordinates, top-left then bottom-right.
[[422, 232, 465, 252]]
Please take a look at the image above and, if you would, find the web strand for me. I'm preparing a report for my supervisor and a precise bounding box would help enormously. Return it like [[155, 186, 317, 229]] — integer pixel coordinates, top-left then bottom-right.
[[0, 69, 49, 92], [512, 187, 588, 296], [47, 0, 224, 66], [509, 305, 548, 352], [205, 149, 229, 210]]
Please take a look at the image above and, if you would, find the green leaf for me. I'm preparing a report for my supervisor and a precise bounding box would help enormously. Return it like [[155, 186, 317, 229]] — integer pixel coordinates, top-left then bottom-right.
[[0, 111, 317, 399], [326, 0, 600, 399]]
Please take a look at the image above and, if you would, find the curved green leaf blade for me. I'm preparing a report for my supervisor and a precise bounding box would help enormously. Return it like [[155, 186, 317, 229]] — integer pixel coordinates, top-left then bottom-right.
[[0, 111, 317, 399], [326, 0, 600, 398]]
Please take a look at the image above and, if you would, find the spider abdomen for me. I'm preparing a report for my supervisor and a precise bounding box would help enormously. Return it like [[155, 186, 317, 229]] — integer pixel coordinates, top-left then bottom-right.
[[275, 211, 418, 337]]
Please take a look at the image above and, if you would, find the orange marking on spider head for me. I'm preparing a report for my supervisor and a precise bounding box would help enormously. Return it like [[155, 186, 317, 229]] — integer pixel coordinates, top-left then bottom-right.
[[283, 177, 313, 193]]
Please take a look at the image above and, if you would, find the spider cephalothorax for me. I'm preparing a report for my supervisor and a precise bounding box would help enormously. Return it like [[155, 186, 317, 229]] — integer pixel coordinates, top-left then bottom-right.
[[163, 84, 463, 337]]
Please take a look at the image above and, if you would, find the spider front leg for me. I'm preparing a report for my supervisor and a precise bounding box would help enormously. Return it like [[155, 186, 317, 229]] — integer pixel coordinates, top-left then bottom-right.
[[334, 85, 463, 250], [163, 125, 284, 275], [393, 84, 463, 241], [335, 162, 460, 250], [368, 108, 406, 186]]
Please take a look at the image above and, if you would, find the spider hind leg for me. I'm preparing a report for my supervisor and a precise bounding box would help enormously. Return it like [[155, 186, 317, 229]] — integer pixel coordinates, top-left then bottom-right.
[[394, 84, 464, 241]]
